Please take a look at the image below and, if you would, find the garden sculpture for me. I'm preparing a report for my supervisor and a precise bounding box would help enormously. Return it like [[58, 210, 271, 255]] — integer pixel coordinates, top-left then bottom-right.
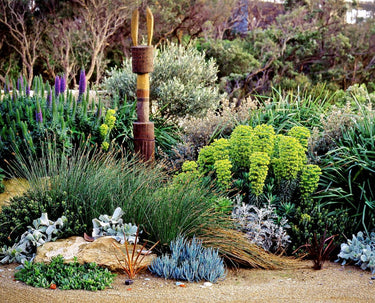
[[131, 7, 155, 162]]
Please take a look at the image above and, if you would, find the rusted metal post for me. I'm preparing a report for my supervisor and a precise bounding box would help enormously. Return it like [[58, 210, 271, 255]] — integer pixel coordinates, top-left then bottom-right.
[[131, 8, 155, 163]]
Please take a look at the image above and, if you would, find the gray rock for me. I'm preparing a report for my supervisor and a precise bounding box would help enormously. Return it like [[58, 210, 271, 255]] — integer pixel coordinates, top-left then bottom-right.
[[34, 236, 156, 272]]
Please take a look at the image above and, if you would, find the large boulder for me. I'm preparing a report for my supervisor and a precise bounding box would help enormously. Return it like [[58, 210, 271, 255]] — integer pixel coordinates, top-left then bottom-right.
[[34, 236, 156, 272]]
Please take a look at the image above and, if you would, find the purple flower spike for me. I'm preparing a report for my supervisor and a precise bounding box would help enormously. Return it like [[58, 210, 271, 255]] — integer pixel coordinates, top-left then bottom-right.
[[26, 85, 30, 96], [36, 109, 43, 123], [17, 76, 23, 91], [60, 75, 66, 93], [55, 75, 60, 97], [47, 89, 52, 107], [78, 69, 86, 101]]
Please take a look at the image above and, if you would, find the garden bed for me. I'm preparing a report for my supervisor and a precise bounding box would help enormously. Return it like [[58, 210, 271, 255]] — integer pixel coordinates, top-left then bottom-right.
[[1, 260, 374, 302]]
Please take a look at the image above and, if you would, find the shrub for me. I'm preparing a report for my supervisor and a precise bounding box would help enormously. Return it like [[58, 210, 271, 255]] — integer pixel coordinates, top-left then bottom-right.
[[164, 97, 257, 171], [103, 43, 222, 121], [229, 124, 253, 169], [198, 38, 260, 79], [179, 123, 314, 200], [14, 255, 115, 291], [149, 236, 226, 283]]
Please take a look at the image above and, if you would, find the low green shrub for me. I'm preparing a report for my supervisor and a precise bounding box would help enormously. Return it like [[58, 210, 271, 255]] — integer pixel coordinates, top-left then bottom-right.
[[14, 255, 115, 291], [149, 236, 226, 283]]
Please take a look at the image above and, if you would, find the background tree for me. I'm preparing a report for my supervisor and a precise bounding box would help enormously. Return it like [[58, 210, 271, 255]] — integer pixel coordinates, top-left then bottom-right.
[[0, 0, 46, 86]]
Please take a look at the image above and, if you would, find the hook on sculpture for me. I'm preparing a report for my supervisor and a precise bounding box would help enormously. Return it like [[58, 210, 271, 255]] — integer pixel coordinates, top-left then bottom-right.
[[131, 7, 155, 163]]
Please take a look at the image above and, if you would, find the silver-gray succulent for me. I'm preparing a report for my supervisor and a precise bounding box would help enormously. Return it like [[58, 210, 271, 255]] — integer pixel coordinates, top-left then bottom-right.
[[92, 207, 138, 244], [337, 231, 375, 274], [0, 213, 67, 264]]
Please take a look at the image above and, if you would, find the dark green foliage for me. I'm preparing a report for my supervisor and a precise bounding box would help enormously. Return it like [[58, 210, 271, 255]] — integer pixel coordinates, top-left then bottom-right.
[[149, 236, 226, 283], [14, 255, 116, 291], [318, 107, 375, 234], [197, 38, 259, 79]]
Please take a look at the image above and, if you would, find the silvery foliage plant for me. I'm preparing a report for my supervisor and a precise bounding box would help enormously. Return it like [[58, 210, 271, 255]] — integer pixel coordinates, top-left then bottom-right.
[[92, 207, 138, 244], [149, 236, 226, 283], [0, 213, 67, 264], [232, 196, 290, 253], [337, 231, 375, 274]]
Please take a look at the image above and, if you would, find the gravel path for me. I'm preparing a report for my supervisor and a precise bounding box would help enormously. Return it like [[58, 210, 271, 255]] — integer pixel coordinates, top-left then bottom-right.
[[1, 260, 375, 303]]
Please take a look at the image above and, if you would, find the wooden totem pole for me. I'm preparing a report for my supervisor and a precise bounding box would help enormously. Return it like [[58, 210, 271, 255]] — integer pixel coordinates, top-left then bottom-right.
[[131, 7, 155, 162]]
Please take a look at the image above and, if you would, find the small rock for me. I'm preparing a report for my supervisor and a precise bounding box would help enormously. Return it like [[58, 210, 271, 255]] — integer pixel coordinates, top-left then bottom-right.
[[125, 279, 134, 285], [203, 282, 213, 287], [144, 278, 150, 281], [369, 281, 373, 285], [0, 269, 3, 272], [8, 269, 12, 271], [371, 276, 375, 280]]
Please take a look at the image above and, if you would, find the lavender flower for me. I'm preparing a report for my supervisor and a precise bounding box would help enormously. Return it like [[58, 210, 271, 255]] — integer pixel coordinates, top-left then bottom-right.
[[78, 69, 86, 101], [54, 76, 60, 97], [35, 109, 43, 123], [60, 75, 66, 94]]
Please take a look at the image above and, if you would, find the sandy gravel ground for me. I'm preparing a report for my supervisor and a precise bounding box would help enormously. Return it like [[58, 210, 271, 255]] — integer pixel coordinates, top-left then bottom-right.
[[1, 260, 375, 303]]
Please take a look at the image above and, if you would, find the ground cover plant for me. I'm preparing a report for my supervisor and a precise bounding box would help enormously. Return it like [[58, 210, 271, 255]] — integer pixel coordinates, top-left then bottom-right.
[[14, 255, 115, 291]]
